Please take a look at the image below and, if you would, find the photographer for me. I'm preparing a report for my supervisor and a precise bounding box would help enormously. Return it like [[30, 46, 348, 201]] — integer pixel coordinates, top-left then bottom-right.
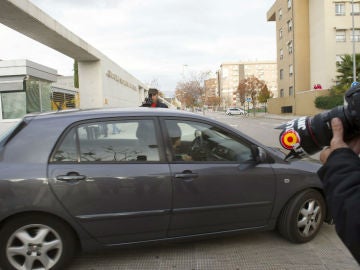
[[141, 88, 168, 108], [318, 117, 360, 264]]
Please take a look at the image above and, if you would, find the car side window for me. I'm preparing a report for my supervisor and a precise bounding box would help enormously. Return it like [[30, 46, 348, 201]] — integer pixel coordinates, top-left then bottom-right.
[[165, 120, 253, 162], [52, 120, 160, 162]]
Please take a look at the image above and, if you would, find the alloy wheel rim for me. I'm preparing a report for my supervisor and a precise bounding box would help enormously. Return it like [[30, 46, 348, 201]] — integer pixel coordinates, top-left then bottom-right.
[[297, 199, 322, 238], [6, 224, 63, 270]]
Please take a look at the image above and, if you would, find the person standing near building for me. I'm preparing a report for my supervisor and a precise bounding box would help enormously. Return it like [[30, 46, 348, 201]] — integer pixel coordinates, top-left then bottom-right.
[[141, 88, 168, 108]]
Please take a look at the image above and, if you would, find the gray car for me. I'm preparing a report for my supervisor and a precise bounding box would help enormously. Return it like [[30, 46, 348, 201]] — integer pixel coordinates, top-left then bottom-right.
[[0, 108, 329, 270]]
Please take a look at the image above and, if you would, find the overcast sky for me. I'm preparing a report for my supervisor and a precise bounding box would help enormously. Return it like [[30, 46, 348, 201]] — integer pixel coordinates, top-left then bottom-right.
[[0, 0, 276, 96]]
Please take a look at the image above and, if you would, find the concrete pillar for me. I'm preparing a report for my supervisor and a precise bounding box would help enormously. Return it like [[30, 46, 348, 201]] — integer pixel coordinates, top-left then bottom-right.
[[78, 60, 102, 109]]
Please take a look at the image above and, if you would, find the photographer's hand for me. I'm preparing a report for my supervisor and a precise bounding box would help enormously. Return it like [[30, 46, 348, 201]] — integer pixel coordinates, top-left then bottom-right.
[[320, 118, 360, 163]]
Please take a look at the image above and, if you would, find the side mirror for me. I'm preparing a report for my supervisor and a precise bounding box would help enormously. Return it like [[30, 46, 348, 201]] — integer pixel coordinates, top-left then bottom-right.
[[251, 145, 267, 163]]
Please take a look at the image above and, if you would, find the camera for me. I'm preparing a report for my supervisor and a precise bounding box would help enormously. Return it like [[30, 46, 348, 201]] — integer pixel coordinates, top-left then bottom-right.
[[278, 83, 360, 156], [142, 93, 153, 106]]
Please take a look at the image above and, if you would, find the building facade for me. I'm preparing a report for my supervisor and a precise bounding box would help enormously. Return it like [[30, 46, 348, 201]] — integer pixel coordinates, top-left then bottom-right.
[[0, 60, 58, 119], [0, 59, 150, 120], [204, 78, 218, 98], [267, 0, 360, 115], [218, 61, 277, 108]]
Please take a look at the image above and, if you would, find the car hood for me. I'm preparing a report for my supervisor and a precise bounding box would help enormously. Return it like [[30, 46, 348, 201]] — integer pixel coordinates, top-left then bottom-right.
[[287, 159, 322, 174], [267, 147, 322, 174]]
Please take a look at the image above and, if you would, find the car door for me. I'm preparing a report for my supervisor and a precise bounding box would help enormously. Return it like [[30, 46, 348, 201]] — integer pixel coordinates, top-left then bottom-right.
[[162, 118, 276, 237], [48, 117, 172, 245]]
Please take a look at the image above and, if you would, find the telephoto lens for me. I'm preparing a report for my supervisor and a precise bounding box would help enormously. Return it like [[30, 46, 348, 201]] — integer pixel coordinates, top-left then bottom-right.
[[277, 83, 360, 157], [278, 107, 345, 155]]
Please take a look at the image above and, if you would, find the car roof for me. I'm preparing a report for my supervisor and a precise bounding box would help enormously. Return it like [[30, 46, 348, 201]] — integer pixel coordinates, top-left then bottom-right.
[[23, 107, 207, 121]]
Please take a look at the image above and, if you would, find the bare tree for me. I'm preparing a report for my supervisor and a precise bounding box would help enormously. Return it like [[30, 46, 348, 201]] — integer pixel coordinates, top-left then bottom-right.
[[175, 70, 211, 110], [237, 80, 247, 107], [205, 96, 221, 110], [147, 78, 161, 89]]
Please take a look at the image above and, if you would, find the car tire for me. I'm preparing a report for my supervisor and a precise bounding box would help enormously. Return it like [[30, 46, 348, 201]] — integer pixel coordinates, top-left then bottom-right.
[[277, 189, 325, 243], [0, 214, 77, 270]]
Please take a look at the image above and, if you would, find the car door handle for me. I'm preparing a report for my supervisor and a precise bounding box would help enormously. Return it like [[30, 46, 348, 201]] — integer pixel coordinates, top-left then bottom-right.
[[56, 175, 86, 182], [175, 173, 198, 179]]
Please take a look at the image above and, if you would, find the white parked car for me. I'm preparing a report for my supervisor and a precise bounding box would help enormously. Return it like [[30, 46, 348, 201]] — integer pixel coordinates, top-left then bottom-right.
[[225, 108, 248, 116]]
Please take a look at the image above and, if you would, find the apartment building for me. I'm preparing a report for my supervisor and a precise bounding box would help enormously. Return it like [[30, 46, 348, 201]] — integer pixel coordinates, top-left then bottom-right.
[[218, 61, 277, 107], [204, 78, 218, 98], [267, 0, 360, 115]]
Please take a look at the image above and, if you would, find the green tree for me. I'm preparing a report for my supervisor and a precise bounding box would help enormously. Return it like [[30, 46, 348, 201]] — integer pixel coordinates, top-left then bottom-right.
[[258, 84, 273, 103], [335, 54, 360, 88], [315, 54, 360, 109]]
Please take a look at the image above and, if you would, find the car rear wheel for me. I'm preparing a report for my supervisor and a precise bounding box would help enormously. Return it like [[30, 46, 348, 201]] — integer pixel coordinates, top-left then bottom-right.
[[277, 189, 325, 243], [0, 214, 77, 270]]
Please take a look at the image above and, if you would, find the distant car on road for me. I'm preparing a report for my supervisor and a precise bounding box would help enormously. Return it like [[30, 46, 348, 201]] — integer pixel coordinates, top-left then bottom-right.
[[0, 108, 329, 270], [226, 108, 248, 116]]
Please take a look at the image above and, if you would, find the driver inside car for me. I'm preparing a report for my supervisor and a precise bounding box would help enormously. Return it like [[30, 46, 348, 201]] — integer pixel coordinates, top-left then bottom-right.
[[167, 122, 192, 161]]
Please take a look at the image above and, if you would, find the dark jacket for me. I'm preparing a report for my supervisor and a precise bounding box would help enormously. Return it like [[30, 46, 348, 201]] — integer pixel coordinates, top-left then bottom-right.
[[317, 148, 360, 264], [140, 101, 168, 108]]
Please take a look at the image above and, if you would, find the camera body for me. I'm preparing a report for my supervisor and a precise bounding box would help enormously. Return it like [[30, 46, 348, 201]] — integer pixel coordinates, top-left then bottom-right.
[[278, 84, 360, 155], [142, 93, 154, 107]]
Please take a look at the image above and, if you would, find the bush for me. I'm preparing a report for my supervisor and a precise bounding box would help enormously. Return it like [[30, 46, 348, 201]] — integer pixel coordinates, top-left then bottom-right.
[[314, 95, 344, 110]]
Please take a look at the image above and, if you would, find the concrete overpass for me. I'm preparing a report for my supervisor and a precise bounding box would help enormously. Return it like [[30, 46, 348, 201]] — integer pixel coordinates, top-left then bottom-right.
[[0, 0, 148, 108]]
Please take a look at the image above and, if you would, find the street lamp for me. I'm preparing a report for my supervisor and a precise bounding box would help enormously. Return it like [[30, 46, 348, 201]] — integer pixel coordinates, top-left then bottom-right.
[[352, 0, 357, 82], [182, 64, 188, 79]]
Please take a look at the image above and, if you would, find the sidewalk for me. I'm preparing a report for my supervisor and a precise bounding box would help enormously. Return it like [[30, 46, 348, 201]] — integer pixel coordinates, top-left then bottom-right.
[[252, 112, 300, 121]]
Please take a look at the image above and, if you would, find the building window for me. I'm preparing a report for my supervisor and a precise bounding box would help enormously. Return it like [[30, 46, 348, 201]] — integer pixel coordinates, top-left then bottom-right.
[[280, 48, 284, 60], [1, 92, 26, 119], [281, 106, 292, 113], [279, 9, 282, 20], [335, 2, 345, 15], [289, 65, 293, 76], [280, 89, 284, 97], [350, 29, 360, 42], [280, 69, 284, 80], [287, 19, 293, 32], [288, 0, 292, 9], [336, 30, 346, 42], [289, 86, 294, 96], [279, 28, 283, 39], [287, 41, 293, 54], [352, 2, 360, 15]]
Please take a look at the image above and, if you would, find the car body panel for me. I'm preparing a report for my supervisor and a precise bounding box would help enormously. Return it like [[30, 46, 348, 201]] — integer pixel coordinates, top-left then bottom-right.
[[48, 163, 172, 244], [168, 162, 276, 236]]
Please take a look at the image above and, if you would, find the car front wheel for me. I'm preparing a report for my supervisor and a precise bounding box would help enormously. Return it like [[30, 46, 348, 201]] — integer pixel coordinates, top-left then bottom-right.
[[277, 189, 325, 243], [0, 214, 77, 270]]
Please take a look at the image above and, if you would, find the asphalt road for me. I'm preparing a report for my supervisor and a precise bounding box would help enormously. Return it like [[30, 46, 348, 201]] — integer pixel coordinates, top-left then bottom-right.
[[66, 112, 358, 269]]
